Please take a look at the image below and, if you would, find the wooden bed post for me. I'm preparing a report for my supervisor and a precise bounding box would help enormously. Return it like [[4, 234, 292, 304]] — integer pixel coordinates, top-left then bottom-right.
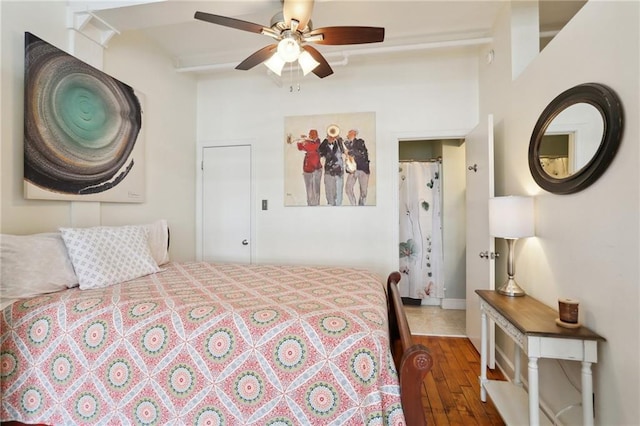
[[386, 272, 434, 426]]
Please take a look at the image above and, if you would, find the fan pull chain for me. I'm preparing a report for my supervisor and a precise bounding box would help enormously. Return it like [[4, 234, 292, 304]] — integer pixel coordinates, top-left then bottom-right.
[[288, 62, 301, 93], [288, 62, 294, 92]]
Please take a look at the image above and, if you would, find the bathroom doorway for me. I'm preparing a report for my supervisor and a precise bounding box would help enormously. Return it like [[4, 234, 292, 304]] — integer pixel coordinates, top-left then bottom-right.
[[398, 138, 467, 335]]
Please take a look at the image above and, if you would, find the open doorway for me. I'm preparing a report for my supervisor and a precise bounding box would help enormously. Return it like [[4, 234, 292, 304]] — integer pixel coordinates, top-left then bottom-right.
[[538, 133, 572, 178], [399, 138, 467, 336]]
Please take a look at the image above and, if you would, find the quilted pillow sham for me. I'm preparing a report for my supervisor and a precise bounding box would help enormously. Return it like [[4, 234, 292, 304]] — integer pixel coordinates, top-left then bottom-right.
[[60, 225, 160, 290], [0, 232, 78, 310]]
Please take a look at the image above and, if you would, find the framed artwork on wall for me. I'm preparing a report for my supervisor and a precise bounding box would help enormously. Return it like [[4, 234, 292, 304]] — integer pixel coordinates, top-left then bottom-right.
[[284, 112, 376, 207], [23, 32, 145, 203]]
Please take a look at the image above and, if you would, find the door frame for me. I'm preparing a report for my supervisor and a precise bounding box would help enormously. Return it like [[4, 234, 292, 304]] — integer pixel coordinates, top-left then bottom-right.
[[195, 139, 256, 262], [391, 128, 472, 304]]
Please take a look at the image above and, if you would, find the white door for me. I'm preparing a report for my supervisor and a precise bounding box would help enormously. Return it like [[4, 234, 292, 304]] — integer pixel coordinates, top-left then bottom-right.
[[465, 115, 495, 368], [202, 145, 252, 263]]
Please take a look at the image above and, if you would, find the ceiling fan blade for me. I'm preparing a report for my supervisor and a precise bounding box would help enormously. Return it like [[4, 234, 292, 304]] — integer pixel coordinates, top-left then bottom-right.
[[283, 0, 314, 32], [235, 44, 278, 70], [194, 11, 266, 34], [302, 45, 333, 78], [306, 26, 385, 45]]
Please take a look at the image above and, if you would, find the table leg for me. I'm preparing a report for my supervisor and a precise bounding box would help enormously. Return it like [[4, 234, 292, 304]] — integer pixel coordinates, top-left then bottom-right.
[[528, 356, 539, 425], [480, 308, 487, 402], [582, 361, 594, 426]]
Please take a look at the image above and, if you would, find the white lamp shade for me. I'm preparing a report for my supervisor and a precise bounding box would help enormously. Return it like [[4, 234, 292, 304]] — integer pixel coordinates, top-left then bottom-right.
[[264, 53, 286, 76], [298, 50, 320, 75], [489, 196, 535, 239]]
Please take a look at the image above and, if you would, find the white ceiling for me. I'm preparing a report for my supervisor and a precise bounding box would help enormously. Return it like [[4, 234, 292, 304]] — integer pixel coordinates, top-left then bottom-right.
[[71, 0, 586, 73]]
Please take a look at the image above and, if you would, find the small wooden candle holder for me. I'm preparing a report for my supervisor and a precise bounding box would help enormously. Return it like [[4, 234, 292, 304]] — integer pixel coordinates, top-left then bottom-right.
[[556, 298, 580, 328]]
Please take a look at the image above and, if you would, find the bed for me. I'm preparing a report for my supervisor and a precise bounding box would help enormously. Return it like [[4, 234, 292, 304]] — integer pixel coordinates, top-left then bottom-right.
[[0, 223, 432, 425]]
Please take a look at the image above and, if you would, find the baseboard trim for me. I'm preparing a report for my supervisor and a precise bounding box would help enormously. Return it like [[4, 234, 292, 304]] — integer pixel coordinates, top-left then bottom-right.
[[420, 297, 441, 306], [495, 345, 514, 379], [441, 298, 466, 310]]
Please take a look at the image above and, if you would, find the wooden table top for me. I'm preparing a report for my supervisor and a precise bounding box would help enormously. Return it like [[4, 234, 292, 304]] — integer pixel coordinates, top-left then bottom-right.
[[476, 290, 605, 341]]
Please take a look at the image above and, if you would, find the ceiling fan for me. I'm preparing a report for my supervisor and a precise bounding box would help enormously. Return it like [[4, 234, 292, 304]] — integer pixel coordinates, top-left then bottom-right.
[[194, 0, 385, 78]]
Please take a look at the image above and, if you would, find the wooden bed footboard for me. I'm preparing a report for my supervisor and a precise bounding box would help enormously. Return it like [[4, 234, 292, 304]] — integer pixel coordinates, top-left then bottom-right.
[[386, 271, 434, 426]]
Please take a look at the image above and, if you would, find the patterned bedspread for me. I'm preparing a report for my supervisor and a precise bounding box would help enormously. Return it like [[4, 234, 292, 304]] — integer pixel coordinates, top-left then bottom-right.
[[1, 262, 404, 425]]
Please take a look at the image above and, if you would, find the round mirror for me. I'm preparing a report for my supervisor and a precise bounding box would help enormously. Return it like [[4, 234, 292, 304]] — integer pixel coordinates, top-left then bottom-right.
[[528, 83, 623, 194]]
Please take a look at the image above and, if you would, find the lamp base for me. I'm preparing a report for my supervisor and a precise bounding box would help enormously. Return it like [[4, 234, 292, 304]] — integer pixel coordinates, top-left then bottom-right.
[[496, 278, 526, 297]]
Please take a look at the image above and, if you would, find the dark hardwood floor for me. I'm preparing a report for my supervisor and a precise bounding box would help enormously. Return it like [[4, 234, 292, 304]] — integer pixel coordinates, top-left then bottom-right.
[[413, 335, 506, 425]]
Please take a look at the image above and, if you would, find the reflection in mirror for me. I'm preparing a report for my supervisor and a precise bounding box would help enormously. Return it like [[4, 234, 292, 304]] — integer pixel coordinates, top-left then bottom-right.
[[539, 103, 604, 178], [539, 134, 570, 178], [528, 83, 623, 194]]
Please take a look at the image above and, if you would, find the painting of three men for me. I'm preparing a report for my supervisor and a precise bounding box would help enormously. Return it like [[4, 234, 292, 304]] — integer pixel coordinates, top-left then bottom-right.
[[284, 112, 376, 207]]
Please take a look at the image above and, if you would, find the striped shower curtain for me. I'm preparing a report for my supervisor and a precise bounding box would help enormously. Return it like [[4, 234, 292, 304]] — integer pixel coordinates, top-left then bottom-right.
[[398, 161, 444, 302]]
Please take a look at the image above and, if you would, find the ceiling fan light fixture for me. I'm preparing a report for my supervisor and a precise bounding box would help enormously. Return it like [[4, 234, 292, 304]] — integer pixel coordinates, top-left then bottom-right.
[[298, 50, 320, 75], [277, 37, 300, 62], [283, 0, 313, 31], [264, 53, 286, 76], [261, 27, 280, 39], [304, 34, 324, 43], [195, 0, 384, 79], [290, 18, 300, 33]]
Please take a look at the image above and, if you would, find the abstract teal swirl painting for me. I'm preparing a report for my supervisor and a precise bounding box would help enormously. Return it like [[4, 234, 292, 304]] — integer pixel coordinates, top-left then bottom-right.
[[24, 32, 145, 202]]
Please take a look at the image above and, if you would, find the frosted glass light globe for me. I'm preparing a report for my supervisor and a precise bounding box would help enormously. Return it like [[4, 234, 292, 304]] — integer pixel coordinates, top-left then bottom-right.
[[277, 38, 300, 63]]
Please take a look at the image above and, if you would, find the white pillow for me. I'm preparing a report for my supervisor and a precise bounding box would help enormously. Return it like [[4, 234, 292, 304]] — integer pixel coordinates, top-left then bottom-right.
[[60, 225, 160, 290], [0, 233, 78, 310], [143, 219, 170, 265]]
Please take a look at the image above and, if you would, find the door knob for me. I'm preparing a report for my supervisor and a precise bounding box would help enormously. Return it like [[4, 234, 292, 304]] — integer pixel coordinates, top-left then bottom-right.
[[242, 239, 249, 246], [479, 251, 499, 259]]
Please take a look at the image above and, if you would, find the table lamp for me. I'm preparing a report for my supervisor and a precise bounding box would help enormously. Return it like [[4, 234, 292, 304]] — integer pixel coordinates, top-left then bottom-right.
[[489, 196, 535, 296]]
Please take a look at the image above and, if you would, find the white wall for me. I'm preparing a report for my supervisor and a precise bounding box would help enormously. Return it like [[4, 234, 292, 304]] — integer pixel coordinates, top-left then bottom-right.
[[480, 1, 639, 424], [196, 49, 479, 279], [0, 1, 198, 261], [1, 2, 71, 232], [102, 32, 198, 260]]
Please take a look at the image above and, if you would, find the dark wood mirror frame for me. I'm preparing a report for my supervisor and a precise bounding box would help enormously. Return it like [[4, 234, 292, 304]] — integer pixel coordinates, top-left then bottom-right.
[[528, 83, 624, 194]]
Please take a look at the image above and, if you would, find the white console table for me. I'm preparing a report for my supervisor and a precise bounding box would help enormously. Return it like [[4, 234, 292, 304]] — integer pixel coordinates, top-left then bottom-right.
[[476, 290, 605, 426]]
